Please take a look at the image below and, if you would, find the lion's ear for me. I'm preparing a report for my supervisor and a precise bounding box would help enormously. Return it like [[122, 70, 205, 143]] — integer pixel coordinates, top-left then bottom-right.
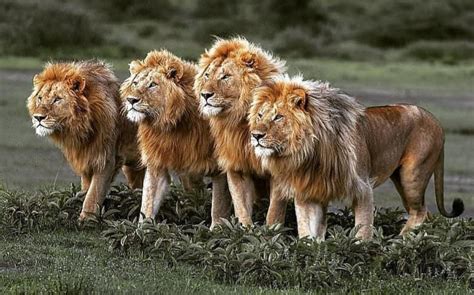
[[71, 77, 86, 94], [129, 60, 142, 74], [166, 63, 184, 82], [240, 52, 256, 69], [292, 88, 308, 110], [199, 51, 210, 65], [33, 74, 40, 85]]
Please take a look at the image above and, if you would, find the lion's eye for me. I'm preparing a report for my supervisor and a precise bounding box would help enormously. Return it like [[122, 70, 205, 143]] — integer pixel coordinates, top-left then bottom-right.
[[149, 81, 158, 88], [220, 74, 230, 80], [258, 112, 264, 119], [53, 96, 62, 104], [274, 114, 284, 121], [204, 73, 210, 79], [37, 96, 42, 102], [132, 80, 138, 86]]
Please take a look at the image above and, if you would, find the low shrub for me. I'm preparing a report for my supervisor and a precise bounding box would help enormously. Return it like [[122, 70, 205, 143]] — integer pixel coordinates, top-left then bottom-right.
[[102, 216, 473, 289], [1, 184, 472, 290]]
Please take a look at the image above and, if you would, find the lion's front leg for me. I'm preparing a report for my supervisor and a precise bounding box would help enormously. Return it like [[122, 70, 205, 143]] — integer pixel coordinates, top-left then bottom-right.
[[139, 168, 170, 222], [295, 198, 327, 241], [227, 170, 256, 226], [79, 162, 116, 221], [78, 173, 92, 197], [266, 180, 288, 226], [210, 173, 232, 229], [352, 188, 374, 240]]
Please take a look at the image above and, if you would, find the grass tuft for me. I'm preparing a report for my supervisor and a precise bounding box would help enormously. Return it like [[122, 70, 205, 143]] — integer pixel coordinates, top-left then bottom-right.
[[1, 184, 471, 291]]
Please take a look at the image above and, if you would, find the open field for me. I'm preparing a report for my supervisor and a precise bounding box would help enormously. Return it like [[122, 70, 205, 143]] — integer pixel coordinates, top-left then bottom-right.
[[0, 57, 472, 293], [0, 57, 472, 214]]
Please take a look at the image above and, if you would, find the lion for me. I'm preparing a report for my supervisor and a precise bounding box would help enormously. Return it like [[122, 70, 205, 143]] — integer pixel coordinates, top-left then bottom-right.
[[248, 75, 464, 240], [194, 37, 288, 226], [27, 61, 145, 220], [120, 50, 232, 227]]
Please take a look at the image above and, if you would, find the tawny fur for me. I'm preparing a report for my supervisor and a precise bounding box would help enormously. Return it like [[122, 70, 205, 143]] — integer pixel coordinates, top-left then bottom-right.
[[194, 37, 286, 175], [120, 50, 232, 224], [250, 75, 368, 204], [121, 50, 218, 175], [27, 61, 144, 219], [249, 75, 464, 239], [194, 38, 288, 225]]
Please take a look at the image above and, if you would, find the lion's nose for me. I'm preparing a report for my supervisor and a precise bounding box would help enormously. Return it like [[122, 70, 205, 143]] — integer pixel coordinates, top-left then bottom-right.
[[127, 97, 140, 105], [34, 115, 46, 122], [251, 131, 265, 141], [200, 92, 214, 101]]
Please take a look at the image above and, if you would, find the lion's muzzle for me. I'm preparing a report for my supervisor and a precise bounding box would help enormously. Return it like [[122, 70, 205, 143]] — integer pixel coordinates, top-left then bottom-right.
[[32, 114, 54, 136], [250, 131, 275, 158]]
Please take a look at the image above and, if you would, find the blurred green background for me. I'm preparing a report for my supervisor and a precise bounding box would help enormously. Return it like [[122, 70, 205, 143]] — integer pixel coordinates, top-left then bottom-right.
[[2, 0, 474, 62], [0, 0, 472, 214]]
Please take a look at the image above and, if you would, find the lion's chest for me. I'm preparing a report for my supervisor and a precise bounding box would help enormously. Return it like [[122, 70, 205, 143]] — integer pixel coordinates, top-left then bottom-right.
[[61, 142, 110, 175], [275, 167, 347, 204], [212, 125, 264, 175], [138, 125, 216, 175]]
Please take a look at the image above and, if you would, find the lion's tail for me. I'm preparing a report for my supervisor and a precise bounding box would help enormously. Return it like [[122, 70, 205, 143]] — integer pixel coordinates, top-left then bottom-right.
[[434, 146, 464, 218]]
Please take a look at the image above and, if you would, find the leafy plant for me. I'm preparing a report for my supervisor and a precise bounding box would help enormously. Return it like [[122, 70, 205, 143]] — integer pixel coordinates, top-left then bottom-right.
[[0, 184, 472, 291]]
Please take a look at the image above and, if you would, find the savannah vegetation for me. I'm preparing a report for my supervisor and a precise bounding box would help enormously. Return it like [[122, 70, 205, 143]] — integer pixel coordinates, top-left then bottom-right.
[[0, 0, 473, 293], [0, 185, 472, 293]]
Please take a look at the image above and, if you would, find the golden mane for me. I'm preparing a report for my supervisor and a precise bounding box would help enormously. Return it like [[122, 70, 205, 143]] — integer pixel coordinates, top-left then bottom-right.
[[255, 75, 369, 204], [28, 61, 122, 174], [122, 50, 218, 175], [195, 38, 286, 174], [129, 50, 197, 87], [251, 75, 464, 239], [198, 37, 286, 83], [28, 61, 144, 220]]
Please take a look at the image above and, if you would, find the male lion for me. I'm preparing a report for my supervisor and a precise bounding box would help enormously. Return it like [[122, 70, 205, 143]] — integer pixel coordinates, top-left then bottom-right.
[[194, 38, 288, 225], [120, 50, 232, 227], [249, 75, 464, 240], [27, 61, 145, 220]]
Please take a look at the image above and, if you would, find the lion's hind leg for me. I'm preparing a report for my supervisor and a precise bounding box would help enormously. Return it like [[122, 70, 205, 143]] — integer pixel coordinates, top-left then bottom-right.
[[210, 173, 233, 229], [180, 174, 205, 192], [391, 159, 435, 235], [352, 186, 374, 240], [122, 165, 146, 189]]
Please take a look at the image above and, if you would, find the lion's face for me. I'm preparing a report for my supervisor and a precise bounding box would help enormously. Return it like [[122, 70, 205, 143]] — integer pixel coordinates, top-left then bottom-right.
[[121, 62, 187, 126], [121, 67, 153, 123], [27, 74, 88, 137], [249, 82, 312, 159], [195, 58, 245, 117]]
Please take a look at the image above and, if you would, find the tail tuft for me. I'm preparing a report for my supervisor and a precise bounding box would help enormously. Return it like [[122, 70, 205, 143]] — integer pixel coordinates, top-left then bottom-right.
[[450, 198, 464, 217]]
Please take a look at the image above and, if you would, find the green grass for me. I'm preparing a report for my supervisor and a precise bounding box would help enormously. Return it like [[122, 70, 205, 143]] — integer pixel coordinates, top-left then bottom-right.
[[0, 231, 299, 294], [2, 230, 469, 294], [0, 185, 472, 294]]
